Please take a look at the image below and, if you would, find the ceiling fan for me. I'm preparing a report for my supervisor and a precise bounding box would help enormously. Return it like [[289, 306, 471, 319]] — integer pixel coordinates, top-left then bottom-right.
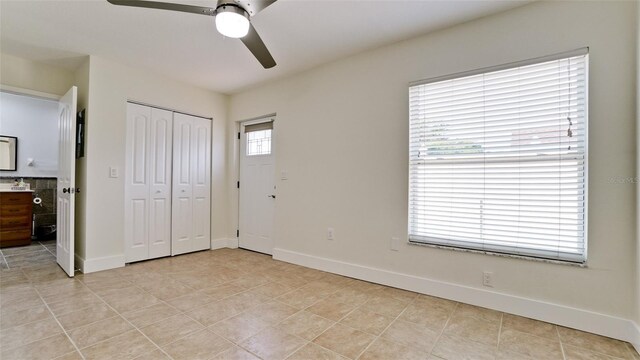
[[106, 0, 278, 68]]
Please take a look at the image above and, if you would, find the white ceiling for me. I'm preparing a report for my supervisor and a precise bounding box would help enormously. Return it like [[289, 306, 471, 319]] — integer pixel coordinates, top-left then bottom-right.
[[1, 0, 531, 94]]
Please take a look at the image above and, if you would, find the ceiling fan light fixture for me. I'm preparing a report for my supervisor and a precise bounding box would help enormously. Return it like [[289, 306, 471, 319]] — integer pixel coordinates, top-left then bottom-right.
[[215, 5, 250, 38]]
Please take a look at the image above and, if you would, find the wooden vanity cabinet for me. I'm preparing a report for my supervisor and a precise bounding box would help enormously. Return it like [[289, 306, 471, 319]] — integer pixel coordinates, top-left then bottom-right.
[[0, 192, 33, 247]]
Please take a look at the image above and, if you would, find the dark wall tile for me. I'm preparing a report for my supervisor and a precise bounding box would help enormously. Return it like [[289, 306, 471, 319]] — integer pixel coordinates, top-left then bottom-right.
[[34, 214, 56, 228]]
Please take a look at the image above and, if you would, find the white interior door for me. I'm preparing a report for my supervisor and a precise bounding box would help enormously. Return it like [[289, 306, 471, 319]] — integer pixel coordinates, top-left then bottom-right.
[[191, 118, 211, 251], [239, 120, 275, 255], [172, 113, 211, 255], [148, 108, 173, 259], [124, 103, 173, 263], [56, 86, 77, 277], [124, 104, 150, 262]]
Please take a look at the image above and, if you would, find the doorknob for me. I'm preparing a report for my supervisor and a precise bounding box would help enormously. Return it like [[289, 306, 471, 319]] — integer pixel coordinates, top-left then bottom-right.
[[268, 195, 276, 199], [62, 187, 70, 194]]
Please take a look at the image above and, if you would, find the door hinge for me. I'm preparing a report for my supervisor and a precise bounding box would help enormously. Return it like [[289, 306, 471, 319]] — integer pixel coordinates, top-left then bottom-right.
[[237, 132, 240, 140], [236, 229, 239, 237], [237, 181, 240, 189]]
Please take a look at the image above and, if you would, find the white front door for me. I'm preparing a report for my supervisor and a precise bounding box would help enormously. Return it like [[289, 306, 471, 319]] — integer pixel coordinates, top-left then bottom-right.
[[239, 120, 275, 255], [172, 113, 211, 255], [56, 86, 77, 277]]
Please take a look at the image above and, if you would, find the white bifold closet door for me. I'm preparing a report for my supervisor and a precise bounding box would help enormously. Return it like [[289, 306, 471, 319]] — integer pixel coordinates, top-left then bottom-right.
[[124, 103, 173, 262], [171, 113, 211, 255]]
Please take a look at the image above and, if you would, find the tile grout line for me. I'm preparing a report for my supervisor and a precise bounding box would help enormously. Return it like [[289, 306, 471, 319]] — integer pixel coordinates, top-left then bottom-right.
[[82, 275, 206, 357], [555, 326, 630, 360], [557, 325, 568, 360], [354, 293, 419, 359], [223, 276, 360, 359], [109, 263, 294, 359], [278, 280, 360, 359], [627, 343, 640, 359], [31, 283, 87, 360], [279, 282, 399, 358], [41, 241, 56, 257], [158, 263, 311, 358], [496, 312, 504, 354], [74, 276, 177, 360], [231, 279, 349, 359], [428, 301, 460, 358], [280, 283, 359, 359], [0, 249, 10, 269]]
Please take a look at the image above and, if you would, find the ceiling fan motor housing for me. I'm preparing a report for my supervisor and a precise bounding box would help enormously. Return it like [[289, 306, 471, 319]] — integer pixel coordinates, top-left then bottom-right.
[[216, 0, 253, 17]]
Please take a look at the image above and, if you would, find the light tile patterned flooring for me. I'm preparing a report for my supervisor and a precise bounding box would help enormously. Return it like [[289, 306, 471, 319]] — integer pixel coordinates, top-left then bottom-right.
[[0, 244, 638, 360]]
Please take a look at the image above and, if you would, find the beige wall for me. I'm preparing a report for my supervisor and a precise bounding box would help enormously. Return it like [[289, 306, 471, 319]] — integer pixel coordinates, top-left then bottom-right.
[[229, 1, 637, 320], [0, 53, 74, 95], [83, 56, 229, 263]]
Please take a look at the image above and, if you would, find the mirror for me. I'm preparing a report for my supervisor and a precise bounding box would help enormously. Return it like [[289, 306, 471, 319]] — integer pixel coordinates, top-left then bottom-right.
[[0, 135, 17, 171]]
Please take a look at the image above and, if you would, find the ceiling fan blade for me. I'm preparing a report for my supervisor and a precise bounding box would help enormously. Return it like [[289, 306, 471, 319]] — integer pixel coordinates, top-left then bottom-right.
[[234, 0, 277, 16], [240, 24, 276, 69], [106, 0, 216, 16]]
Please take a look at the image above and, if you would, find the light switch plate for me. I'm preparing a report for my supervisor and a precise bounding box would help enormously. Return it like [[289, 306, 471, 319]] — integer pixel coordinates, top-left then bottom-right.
[[109, 167, 119, 178], [281, 171, 288, 180]]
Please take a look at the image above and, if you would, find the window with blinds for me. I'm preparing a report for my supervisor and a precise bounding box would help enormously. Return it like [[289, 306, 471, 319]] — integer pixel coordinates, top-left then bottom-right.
[[408, 49, 588, 263]]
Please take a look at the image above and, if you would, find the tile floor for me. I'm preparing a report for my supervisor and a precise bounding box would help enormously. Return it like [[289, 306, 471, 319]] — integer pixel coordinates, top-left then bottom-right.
[[0, 240, 57, 269], [0, 243, 638, 360]]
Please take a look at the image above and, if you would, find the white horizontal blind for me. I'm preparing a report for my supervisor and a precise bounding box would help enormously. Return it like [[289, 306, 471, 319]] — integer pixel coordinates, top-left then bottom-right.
[[408, 51, 588, 263]]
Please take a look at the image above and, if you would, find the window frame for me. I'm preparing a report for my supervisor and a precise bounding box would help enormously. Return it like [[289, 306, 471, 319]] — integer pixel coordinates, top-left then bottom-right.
[[407, 48, 589, 264], [243, 118, 274, 157]]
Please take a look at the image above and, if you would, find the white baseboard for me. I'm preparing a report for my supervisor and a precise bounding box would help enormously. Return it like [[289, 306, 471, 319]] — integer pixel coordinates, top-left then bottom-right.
[[210, 238, 229, 250], [631, 321, 640, 355], [210, 238, 238, 250], [227, 238, 239, 249], [75, 254, 125, 274], [274, 248, 640, 349]]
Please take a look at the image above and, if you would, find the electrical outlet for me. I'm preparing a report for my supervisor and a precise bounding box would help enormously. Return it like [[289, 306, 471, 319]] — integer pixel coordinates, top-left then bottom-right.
[[390, 237, 400, 251], [483, 271, 494, 287], [327, 228, 334, 240]]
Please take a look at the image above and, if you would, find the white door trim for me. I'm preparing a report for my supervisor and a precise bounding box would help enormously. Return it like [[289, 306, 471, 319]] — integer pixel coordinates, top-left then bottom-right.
[[0, 85, 61, 100]]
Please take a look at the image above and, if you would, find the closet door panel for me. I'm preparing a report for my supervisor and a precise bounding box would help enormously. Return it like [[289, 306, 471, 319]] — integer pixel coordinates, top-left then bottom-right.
[[191, 118, 211, 251], [125, 103, 151, 262], [172, 196, 193, 255], [172, 114, 194, 255], [148, 108, 173, 259]]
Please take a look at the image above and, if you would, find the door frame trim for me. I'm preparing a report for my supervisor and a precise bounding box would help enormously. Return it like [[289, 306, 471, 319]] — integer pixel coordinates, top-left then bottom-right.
[[0, 85, 61, 100], [127, 100, 213, 121]]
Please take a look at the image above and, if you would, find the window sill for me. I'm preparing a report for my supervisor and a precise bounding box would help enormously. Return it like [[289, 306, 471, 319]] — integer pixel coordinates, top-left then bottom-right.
[[408, 240, 587, 268]]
